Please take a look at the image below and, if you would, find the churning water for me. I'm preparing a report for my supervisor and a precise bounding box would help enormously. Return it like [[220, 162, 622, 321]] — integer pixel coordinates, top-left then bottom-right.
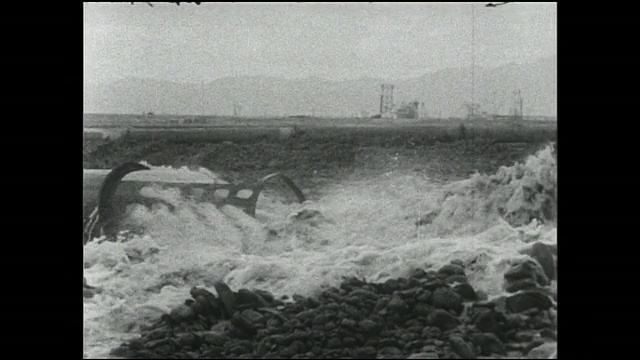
[[83, 145, 557, 359]]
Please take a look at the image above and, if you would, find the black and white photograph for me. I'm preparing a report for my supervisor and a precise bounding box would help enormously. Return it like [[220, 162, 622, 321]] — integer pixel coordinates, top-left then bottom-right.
[[83, 2, 557, 359]]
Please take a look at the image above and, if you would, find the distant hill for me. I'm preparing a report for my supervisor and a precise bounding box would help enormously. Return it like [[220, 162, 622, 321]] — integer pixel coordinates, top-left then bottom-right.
[[84, 55, 556, 118]]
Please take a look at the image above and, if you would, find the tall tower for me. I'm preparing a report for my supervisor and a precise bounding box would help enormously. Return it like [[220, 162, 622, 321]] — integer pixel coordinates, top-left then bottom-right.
[[380, 84, 395, 116], [471, 3, 475, 119], [233, 100, 242, 117], [511, 90, 523, 120]]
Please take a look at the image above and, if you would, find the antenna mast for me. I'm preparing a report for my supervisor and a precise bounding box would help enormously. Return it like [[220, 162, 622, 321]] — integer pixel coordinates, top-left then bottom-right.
[[471, 3, 476, 119]]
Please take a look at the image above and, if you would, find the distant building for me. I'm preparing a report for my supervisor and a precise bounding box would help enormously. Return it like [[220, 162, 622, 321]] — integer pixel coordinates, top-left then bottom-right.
[[395, 101, 420, 119]]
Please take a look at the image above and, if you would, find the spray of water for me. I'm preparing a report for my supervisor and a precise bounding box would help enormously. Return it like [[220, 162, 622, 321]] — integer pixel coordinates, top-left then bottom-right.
[[83, 145, 557, 358]]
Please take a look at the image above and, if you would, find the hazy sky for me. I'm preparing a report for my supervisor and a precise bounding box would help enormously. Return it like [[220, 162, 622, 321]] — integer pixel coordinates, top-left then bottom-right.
[[84, 2, 556, 84]]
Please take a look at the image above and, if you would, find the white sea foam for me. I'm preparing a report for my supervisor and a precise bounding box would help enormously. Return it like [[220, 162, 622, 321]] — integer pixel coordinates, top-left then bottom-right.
[[84, 146, 557, 358]]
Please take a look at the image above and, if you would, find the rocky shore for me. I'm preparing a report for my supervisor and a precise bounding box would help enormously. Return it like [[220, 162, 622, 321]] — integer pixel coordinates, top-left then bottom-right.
[[105, 241, 557, 359]]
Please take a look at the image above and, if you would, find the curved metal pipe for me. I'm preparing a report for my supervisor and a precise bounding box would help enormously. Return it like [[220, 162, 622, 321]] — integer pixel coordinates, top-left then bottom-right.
[[84, 162, 150, 244], [83, 166, 306, 243], [245, 172, 306, 216]]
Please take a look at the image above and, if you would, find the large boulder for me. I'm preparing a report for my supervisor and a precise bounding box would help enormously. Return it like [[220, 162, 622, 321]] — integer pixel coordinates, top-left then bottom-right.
[[527, 342, 557, 359], [431, 287, 464, 314], [519, 242, 556, 280], [428, 309, 460, 331], [471, 333, 506, 356], [504, 259, 550, 292], [449, 336, 475, 358], [506, 291, 554, 313]]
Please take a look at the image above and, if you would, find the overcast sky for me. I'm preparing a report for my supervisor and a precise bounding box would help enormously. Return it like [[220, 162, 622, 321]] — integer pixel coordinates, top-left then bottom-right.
[[84, 2, 556, 84]]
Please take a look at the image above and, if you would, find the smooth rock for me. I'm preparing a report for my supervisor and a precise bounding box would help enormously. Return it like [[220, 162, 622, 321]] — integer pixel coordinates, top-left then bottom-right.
[[400, 332, 419, 343], [177, 333, 203, 349], [343, 337, 358, 347], [471, 333, 506, 356], [449, 336, 475, 358], [351, 289, 379, 301], [346, 295, 365, 308], [428, 309, 460, 331], [505, 313, 529, 329], [282, 329, 309, 345], [404, 340, 425, 350], [341, 276, 367, 291], [394, 287, 423, 299], [382, 279, 401, 294], [285, 318, 303, 331], [213, 281, 237, 318], [421, 346, 437, 352], [344, 305, 365, 320], [170, 305, 196, 323], [266, 318, 281, 328], [472, 300, 496, 310], [519, 242, 556, 280], [236, 289, 271, 309], [438, 264, 465, 277], [192, 295, 211, 316], [144, 338, 171, 349], [294, 309, 317, 322], [229, 344, 250, 356], [377, 346, 404, 358], [201, 332, 229, 347], [524, 340, 546, 355], [109, 346, 134, 358], [374, 337, 398, 348], [323, 321, 337, 332], [540, 329, 557, 341], [231, 312, 257, 336], [326, 337, 342, 349], [421, 279, 445, 292], [407, 325, 426, 334], [530, 313, 554, 330], [411, 268, 428, 279], [453, 283, 477, 300], [407, 352, 440, 359], [342, 318, 358, 328], [359, 319, 382, 333], [527, 343, 557, 359], [253, 289, 275, 304], [190, 287, 215, 300], [416, 290, 432, 303], [505, 278, 539, 293], [352, 346, 377, 359], [387, 296, 410, 314], [444, 274, 469, 284], [473, 309, 499, 333], [127, 339, 145, 351], [451, 259, 465, 267], [312, 313, 331, 326], [515, 331, 537, 342], [304, 296, 322, 309], [504, 260, 549, 288], [279, 344, 300, 358], [535, 287, 557, 302], [411, 303, 431, 318], [506, 291, 553, 313], [431, 287, 464, 314], [241, 309, 264, 324], [506, 350, 525, 358]]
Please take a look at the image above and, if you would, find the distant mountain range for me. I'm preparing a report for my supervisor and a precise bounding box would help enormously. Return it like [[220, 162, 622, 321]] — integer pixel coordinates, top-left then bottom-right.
[[84, 55, 556, 118]]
